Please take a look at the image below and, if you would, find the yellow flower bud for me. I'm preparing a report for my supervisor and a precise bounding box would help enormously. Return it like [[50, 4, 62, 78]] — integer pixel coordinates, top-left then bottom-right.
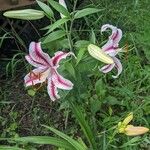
[[122, 112, 133, 126], [88, 44, 114, 64], [125, 125, 149, 136]]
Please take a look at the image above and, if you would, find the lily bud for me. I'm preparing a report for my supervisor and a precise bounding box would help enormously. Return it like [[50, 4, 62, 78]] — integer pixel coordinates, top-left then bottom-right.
[[122, 112, 133, 126], [125, 125, 149, 136], [88, 44, 114, 64], [3, 9, 45, 20]]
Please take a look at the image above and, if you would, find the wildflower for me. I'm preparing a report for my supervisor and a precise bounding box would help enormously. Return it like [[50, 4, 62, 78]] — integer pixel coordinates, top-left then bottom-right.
[[59, 0, 67, 18], [100, 24, 123, 78], [88, 24, 123, 78], [118, 112, 149, 136], [24, 42, 74, 101]]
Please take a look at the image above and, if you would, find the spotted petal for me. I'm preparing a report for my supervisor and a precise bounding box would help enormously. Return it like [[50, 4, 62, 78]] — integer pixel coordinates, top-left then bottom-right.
[[24, 68, 49, 87], [52, 70, 73, 90], [52, 51, 75, 67], [47, 78, 60, 101], [112, 57, 122, 78], [29, 42, 51, 67]]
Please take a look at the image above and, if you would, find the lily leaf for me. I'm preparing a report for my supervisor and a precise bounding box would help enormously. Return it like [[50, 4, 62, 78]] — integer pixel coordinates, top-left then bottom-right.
[[74, 8, 103, 19]]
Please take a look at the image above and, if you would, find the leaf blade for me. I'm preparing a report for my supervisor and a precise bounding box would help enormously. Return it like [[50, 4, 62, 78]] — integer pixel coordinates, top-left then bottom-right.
[[74, 8, 103, 19], [43, 30, 66, 44]]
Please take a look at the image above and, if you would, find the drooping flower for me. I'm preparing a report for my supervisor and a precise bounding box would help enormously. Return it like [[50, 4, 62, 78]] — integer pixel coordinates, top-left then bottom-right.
[[100, 24, 123, 78], [88, 24, 123, 78], [59, 0, 67, 18], [118, 112, 149, 136], [24, 42, 74, 101]]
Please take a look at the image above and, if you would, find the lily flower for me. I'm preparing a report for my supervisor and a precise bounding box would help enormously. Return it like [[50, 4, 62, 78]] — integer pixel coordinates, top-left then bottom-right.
[[59, 0, 67, 18], [100, 24, 123, 78], [88, 24, 123, 78], [118, 112, 149, 136], [24, 42, 74, 101]]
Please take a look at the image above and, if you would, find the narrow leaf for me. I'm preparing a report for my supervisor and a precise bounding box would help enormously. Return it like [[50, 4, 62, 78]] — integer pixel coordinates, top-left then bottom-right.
[[74, 8, 103, 19], [69, 101, 97, 150], [14, 136, 75, 150], [42, 125, 86, 150], [90, 29, 96, 44], [48, 0, 70, 17], [43, 30, 66, 44], [36, 0, 54, 18], [0, 146, 24, 150], [45, 18, 69, 34]]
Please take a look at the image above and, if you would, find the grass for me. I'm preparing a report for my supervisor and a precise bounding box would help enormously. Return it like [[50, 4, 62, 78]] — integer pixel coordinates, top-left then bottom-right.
[[0, 0, 150, 149]]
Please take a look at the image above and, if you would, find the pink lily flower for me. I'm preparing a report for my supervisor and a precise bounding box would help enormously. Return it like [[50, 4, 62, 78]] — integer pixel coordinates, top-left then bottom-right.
[[100, 24, 123, 78], [24, 42, 74, 101]]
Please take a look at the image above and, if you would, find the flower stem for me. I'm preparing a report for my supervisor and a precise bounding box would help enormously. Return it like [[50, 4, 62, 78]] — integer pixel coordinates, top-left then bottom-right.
[[65, 0, 78, 52]]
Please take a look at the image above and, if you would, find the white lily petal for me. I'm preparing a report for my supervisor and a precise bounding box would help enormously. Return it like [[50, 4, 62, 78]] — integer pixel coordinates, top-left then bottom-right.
[[24, 68, 49, 87], [52, 51, 75, 67], [113, 29, 122, 46], [52, 70, 73, 90], [99, 63, 115, 73], [47, 78, 60, 101], [101, 24, 117, 37], [112, 57, 123, 78], [29, 42, 51, 67]]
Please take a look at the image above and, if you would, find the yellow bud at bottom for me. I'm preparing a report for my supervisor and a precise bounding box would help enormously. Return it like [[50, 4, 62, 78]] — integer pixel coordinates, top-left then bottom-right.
[[125, 125, 149, 136]]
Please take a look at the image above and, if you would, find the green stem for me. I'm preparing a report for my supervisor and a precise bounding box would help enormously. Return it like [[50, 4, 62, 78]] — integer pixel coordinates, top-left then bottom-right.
[[65, 0, 78, 52]]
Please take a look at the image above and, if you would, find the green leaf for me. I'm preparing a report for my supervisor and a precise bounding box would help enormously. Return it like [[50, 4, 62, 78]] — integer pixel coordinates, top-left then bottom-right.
[[3, 9, 45, 20], [120, 137, 141, 148], [74, 8, 103, 19], [45, 18, 70, 34], [76, 48, 86, 65], [75, 40, 90, 65], [65, 62, 76, 79], [43, 30, 66, 44], [27, 89, 36, 97], [42, 125, 86, 150], [0, 146, 24, 150], [90, 29, 96, 44], [48, 0, 70, 17], [69, 102, 97, 150], [36, 0, 54, 18], [14, 136, 75, 150]]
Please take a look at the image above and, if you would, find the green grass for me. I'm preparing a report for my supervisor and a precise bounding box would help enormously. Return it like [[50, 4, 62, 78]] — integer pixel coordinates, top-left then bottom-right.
[[0, 0, 150, 149]]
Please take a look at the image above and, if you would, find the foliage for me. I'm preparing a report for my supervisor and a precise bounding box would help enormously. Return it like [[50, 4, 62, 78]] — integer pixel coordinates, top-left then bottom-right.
[[0, 0, 150, 150]]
